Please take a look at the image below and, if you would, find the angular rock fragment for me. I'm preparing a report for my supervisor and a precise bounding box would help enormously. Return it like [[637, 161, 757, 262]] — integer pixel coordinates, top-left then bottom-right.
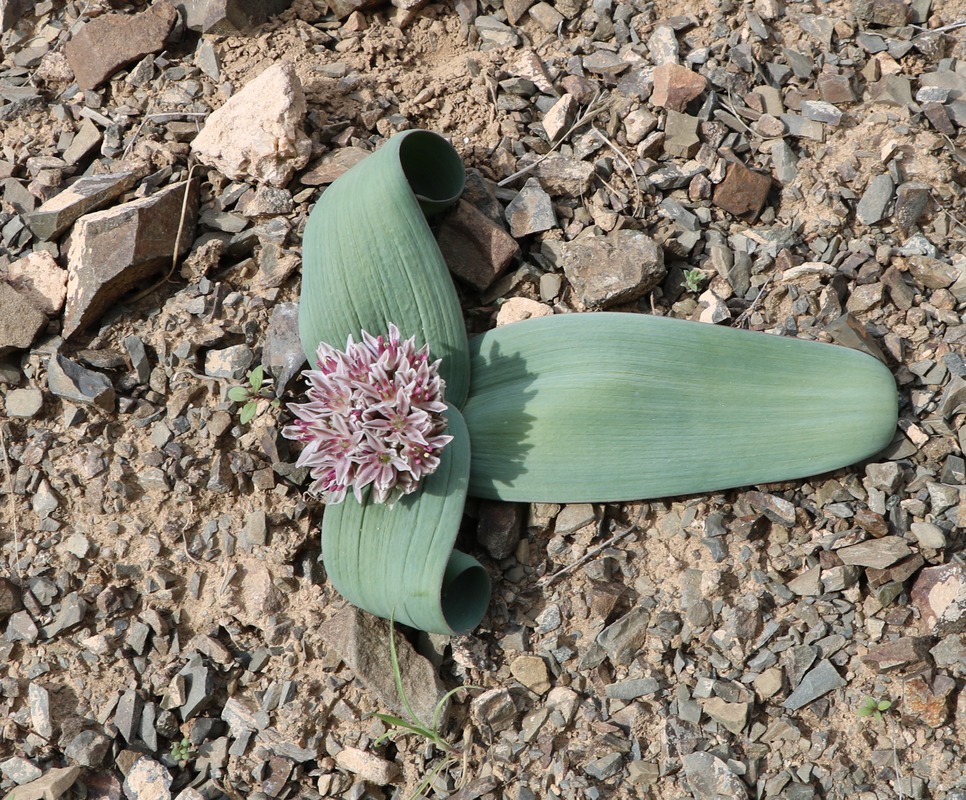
[[495, 297, 552, 326], [558, 228, 665, 308], [902, 674, 954, 728], [263, 302, 305, 393], [505, 177, 556, 237], [0, 577, 23, 620], [65, 1, 177, 90], [335, 747, 400, 785], [0, 283, 46, 355], [438, 199, 518, 291], [663, 110, 700, 158], [4, 252, 66, 314], [46, 353, 115, 411], [782, 659, 845, 710], [682, 752, 749, 799], [178, 0, 293, 33], [63, 180, 199, 338], [862, 636, 933, 672], [26, 170, 141, 242], [542, 93, 576, 140], [122, 759, 172, 800], [319, 606, 446, 724], [835, 536, 911, 569], [476, 501, 523, 560], [650, 63, 707, 112], [855, 173, 895, 225], [192, 62, 312, 188], [894, 181, 931, 234], [4, 766, 81, 800], [912, 563, 966, 636], [713, 161, 772, 220]]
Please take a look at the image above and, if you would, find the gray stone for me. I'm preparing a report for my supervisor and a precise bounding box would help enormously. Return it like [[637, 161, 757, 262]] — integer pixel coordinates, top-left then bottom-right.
[[782, 659, 846, 710], [180, 658, 213, 719], [124, 336, 151, 384], [44, 592, 87, 636], [558, 229, 665, 308], [597, 606, 650, 665], [31, 479, 59, 519], [64, 1, 177, 90], [0, 283, 46, 356], [191, 62, 312, 188], [4, 766, 81, 800], [583, 752, 623, 780], [46, 353, 115, 411], [505, 177, 556, 238], [0, 756, 42, 785], [475, 15, 521, 48], [240, 510, 268, 551], [910, 521, 946, 549], [204, 344, 253, 380], [64, 730, 112, 767], [28, 683, 52, 739], [663, 110, 700, 158], [319, 606, 447, 725], [63, 180, 200, 338], [4, 388, 43, 418], [63, 118, 103, 166], [471, 687, 517, 733], [115, 688, 143, 743], [682, 751, 748, 798], [908, 256, 959, 290], [5, 610, 39, 643], [647, 24, 679, 65], [801, 100, 842, 124], [604, 677, 661, 700], [25, 170, 140, 241], [702, 697, 749, 734], [835, 536, 911, 569], [4, 252, 67, 316], [746, 491, 797, 526], [263, 302, 305, 394]]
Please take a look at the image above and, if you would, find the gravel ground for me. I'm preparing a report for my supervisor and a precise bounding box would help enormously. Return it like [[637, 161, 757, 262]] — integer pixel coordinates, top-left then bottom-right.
[[2, 0, 966, 799]]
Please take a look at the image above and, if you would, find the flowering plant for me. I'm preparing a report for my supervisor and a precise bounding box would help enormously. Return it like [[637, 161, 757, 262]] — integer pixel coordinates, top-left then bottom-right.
[[283, 324, 452, 506], [292, 130, 897, 635]]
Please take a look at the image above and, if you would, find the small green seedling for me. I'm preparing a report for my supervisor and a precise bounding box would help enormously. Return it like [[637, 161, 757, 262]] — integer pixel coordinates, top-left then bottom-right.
[[170, 736, 195, 764], [683, 268, 705, 293], [371, 615, 479, 799], [228, 365, 280, 424], [857, 695, 892, 721]]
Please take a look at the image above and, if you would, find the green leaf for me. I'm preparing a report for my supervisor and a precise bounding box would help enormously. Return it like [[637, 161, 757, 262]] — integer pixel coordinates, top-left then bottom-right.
[[299, 130, 470, 407], [463, 313, 898, 502], [227, 386, 251, 402], [320, 407, 490, 635], [249, 364, 265, 392], [878, 700, 892, 711], [240, 401, 257, 425]]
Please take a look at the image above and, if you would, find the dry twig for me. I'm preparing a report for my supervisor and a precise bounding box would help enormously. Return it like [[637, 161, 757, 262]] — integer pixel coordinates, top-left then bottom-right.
[[0, 424, 21, 581]]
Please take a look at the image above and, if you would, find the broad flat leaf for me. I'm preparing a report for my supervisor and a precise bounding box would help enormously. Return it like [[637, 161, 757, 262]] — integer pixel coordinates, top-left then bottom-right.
[[463, 313, 898, 502], [299, 130, 470, 406], [320, 407, 490, 635]]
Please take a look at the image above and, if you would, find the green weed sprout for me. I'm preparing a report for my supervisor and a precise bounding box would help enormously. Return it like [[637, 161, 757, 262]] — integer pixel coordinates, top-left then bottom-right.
[[683, 268, 705, 293], [372, 615, 479, 799], [228, 365, 280, 424], [170, 736, 195, 764], [857, 695, 892, 722]]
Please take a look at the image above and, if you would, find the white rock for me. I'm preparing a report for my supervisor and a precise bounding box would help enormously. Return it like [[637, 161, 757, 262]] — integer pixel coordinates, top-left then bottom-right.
[[4, 252, 67, 315], [191, 61, 312, 187], [496, 297, 553, 326]]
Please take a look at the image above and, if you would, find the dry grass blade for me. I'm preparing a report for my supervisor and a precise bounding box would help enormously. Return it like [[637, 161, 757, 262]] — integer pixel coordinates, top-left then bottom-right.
[[0, 424, 20, 580]]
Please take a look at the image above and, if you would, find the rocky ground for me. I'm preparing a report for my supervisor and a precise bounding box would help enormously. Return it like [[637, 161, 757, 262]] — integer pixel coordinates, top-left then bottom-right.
[[2, 0, 966, 798]]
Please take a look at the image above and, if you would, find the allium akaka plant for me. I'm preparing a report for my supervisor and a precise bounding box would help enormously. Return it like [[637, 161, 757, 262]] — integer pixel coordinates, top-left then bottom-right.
[[294, 129, 898, 636], [282, 324, 452, 506]]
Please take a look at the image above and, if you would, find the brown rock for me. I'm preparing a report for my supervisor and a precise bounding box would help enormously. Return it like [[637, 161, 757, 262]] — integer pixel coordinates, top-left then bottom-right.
[[319, 606, 447, 724], [0, 577, 23, 621], [299, 147, 369, 186], [650, 63, 708, 112], [4, 252, 67, 315], [26, 170, 141, 241], [866, 554, 925, 588], [836, 536, 912, 569], [504, 0, 536, 25], [65, 1, 177, 90], [713, 161, 773, 220], [0, 282, 47, 355], [912, 562, 966, 636], [861, 637, 933, 672], [558, 228, 666, 308], [902, 674, 955, 728], [438, 199, 519, 292], [476, 500, 524, 560], [63, 179, 199, 338]]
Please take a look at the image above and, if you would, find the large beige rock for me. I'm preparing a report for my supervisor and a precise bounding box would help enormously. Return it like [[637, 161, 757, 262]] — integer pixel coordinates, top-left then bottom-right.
[[0, 282, 46, 355], [191, 62, 312, 187], [63, 180, 199, 338], [4, 251, 67, 315]]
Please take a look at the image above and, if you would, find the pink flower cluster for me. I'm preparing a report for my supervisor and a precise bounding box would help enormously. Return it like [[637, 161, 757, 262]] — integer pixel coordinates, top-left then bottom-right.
[[282, 324, 453, 505]]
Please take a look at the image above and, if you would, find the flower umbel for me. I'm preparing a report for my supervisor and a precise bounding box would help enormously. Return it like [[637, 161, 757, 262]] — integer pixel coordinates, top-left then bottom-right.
[[282, 324, 453, 505]]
